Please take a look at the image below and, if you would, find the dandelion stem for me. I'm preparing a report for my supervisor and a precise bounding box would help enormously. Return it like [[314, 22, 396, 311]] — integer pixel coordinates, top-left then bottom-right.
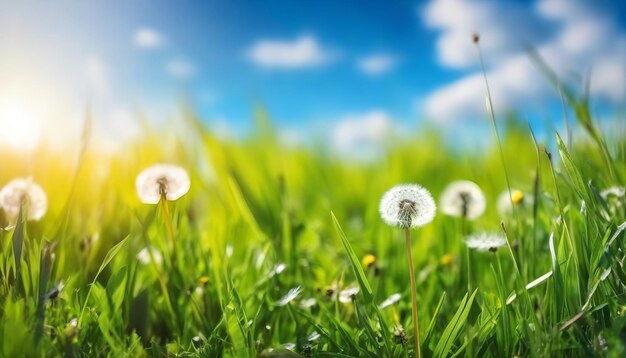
[[160, 195, 176, 244], [404, 227, 421, 358]]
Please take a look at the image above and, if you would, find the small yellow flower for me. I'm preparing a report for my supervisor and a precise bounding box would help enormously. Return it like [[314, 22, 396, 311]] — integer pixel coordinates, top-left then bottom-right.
[[362, 254, 377, 268], [199, 276, 209, 285], [440, 254, 454, 266], [511, 190, 524, 205]]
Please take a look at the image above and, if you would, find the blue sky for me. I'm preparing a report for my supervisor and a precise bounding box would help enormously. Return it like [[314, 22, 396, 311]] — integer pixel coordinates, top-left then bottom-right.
[[0, 0, 625, 152]]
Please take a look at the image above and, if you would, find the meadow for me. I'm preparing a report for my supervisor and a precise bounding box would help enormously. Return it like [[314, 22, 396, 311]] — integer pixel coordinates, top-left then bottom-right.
[[0, 77, 625, 357]]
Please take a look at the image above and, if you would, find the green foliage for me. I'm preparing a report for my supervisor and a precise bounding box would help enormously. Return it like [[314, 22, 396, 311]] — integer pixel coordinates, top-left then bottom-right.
[[0, 96, 625, 357]]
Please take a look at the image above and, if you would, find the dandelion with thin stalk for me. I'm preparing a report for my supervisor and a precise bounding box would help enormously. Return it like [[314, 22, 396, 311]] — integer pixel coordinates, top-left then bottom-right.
[[380, 184, 436, 358], [136, 163, 190, 248], [0, 178, 47, 222], [0, 178, 47, 292], [135, 164, 189, 326], [440, 180, 486, 221]]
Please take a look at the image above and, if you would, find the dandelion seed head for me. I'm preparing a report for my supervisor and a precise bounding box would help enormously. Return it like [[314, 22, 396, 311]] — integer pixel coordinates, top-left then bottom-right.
[[137, 247, 163, 266], [379, 184, 436, 228], [466, 232, 507, 252], [135, 164, 190, 204], [339, 286, 360, 303], [300, 297, 317, 309], [0, 178, 47, 221], [440, 180, 485, 220]]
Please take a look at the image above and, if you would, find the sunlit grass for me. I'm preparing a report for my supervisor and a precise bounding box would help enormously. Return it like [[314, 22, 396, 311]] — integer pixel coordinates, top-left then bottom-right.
[[0, 95, 624, 357]]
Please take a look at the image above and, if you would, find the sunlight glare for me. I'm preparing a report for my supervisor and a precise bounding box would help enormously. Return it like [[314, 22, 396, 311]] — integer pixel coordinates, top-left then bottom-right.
[[0, 107, 42, 150]]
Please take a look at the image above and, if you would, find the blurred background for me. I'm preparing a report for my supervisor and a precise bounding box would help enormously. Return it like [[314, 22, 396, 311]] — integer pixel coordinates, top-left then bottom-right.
[[0, 0, 625, 157]]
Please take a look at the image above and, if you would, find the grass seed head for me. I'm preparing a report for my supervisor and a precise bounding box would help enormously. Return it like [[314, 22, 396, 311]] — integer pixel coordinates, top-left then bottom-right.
[[135, 163, 190, 204], [379, 184, 436, 229], [440, 180, 486, 220]]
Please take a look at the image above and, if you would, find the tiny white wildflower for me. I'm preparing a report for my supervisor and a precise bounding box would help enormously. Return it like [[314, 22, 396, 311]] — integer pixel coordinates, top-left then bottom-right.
[[379, 184, 436, 228], [137, 247, 163, 266], [269, 263, 286, 277], [440, 180, 486, 220], [466, 232, 507, 252], [276, 286, 301, 306], [0, 178, 47, 221], [339, 286, 360, 303], [378, 293, 402, 309], [135, 164, 190, 204], [300, 297, 317, 309]]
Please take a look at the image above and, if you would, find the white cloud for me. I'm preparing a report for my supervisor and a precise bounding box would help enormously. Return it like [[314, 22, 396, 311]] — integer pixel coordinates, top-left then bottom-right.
[[332, 110, 394, 159], [357, 54, 397, 75], [134, 28, 163, 49], [421, 0, 626, 122], [166, 59, 196, 79], [247, 35, 334, 69]]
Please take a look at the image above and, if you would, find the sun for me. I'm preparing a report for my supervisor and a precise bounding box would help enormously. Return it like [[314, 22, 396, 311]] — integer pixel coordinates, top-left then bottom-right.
[[0, 106, 42, 150]]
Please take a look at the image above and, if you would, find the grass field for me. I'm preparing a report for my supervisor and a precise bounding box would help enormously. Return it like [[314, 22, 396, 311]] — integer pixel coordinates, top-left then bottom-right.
[[0, 80, 625, 357]]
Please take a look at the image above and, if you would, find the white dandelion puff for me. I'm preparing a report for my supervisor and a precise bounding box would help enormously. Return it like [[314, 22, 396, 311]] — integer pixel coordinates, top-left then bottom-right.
[[135, 164, 190, 204], [300, 297, 317, 309], [339, 286, 360, 303], [137, 247, 163, 266], [378, 293, 402, 309], [379, 184, 436, 228], [0, 178, 47, 221], [466, 232, 507, 252], [440, 180, 486, 220], [276, 286, 301, 306]]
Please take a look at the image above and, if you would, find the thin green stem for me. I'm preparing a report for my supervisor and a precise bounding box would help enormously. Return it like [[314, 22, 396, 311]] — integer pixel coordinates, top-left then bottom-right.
[[404, 228, 421, 358]]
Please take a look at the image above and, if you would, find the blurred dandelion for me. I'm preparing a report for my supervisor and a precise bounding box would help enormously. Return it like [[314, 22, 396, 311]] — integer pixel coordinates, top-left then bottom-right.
[[136, 164, 190, 204], [380, 183, 436, 358], [299, 297, 317, 309], [440, 254, 455, 266], [0, 178, 47, 221], [362, 253, 377, 268], [379, 184, 436, 228], [338, 286, 360, 303], [497, 189, 530, 215], [466, 232, 507, 252], [440, 180, 485, 220], [137, 247, 163, 266]]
